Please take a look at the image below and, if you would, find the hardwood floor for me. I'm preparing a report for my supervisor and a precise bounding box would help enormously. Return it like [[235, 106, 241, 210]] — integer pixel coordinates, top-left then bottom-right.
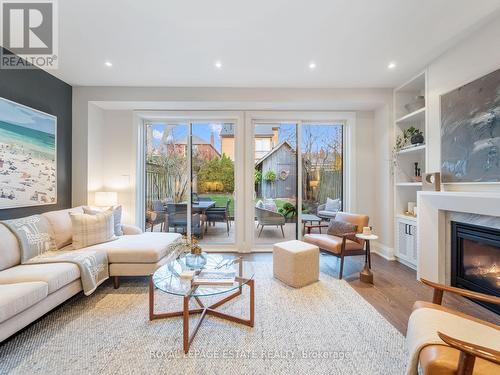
[[241, 252, 500, 335]]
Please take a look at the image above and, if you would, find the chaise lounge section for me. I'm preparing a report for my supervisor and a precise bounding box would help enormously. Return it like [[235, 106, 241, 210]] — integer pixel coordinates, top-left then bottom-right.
[[0, 206, 181, 342]]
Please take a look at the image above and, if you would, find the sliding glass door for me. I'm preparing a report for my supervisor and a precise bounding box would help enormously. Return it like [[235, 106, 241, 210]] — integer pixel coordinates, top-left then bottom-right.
[[253, 123, 298, 245], [191, 122, 235, 244], [142, 113, 345, 252], [251, 120, 344, 248], [145, 120, 237, 246]]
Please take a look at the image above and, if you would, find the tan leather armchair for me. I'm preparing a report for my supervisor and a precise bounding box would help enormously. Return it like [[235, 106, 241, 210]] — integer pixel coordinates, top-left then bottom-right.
[[303, 212, 369, 279], [408, 279, 500, 375]]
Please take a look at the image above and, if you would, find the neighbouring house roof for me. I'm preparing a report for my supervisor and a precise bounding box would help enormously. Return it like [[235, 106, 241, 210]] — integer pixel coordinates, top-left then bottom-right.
[[221, 124, 276, 137], [168, 136, 221, 157], [255, 140, 295, 166]]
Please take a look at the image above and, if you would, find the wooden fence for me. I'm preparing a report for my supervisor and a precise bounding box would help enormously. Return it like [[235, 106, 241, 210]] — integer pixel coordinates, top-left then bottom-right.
[[316, 170, 343, 203], [146, 162, 189, 209]]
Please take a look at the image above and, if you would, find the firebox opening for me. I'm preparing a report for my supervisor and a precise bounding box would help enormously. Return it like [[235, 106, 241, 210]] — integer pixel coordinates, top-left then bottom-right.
[[451, 221, 500, 315]]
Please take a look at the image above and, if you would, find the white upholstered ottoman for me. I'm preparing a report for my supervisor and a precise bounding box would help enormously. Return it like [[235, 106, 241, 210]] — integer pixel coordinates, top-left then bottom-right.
[[273, 240, 319, 288]]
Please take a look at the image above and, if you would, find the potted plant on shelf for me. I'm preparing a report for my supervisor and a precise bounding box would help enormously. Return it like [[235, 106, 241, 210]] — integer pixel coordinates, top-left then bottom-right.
[[393, 127, 424, 153], [392, 127, 425, 172]]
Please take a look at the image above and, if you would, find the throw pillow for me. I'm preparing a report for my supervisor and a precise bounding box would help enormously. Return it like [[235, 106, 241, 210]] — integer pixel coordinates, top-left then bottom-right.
[[83, 205, 123, 236], [263, 199, 278, 212], [2, 215, 57, 263], [327, 220, 358, 237], [325, 198, 341, 212], [255, 200, 264, 209], [70, 211, 116, 250]]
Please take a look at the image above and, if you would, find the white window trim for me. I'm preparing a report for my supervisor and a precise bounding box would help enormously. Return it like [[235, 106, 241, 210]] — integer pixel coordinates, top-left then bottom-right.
[[134, 110, 356, 253]]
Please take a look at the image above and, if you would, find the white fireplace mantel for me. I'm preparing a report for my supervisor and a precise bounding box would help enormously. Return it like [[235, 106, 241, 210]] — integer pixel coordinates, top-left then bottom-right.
[[417, 191, 500, 283]]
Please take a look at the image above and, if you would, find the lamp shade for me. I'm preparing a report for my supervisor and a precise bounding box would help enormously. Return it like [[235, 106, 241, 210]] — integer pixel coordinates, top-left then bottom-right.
[[94, 192, 118, 207]]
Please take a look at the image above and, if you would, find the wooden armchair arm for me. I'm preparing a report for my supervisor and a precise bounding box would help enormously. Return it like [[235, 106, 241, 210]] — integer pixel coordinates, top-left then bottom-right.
[[421, 279, 500, 305], [341, 232, 358, 251], [438, 332, 500, 375]]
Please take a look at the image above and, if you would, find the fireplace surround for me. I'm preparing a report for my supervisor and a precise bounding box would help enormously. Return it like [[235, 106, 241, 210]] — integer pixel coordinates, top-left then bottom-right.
[[451, 221, 500, 314]]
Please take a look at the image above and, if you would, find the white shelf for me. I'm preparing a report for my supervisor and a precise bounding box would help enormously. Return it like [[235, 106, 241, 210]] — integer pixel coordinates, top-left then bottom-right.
[[396, 214, 418, 222], [397, 144, 426, 155], [396, 107, 425, 125], [396, 182, 422, 187]]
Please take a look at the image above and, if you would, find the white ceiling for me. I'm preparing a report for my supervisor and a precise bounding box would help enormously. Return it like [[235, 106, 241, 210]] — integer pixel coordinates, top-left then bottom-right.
[[52, 0, 500, 88]]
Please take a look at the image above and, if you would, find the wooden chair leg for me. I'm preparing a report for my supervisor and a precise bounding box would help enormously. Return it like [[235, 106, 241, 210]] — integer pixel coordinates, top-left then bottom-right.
[[457, 352, 476, 375], [280, 225, 285, 238], [339, 256, 344, 279], [258, 225, 264, 238], [113, 276, 120, 289]]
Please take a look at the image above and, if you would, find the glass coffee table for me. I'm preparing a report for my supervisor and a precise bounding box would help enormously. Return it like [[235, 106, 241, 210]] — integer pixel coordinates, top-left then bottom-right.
[[149, 254, 255, 353]]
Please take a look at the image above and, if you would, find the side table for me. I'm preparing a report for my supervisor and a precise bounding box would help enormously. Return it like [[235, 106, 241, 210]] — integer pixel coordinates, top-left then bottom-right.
[[355, 233, 378, 284]]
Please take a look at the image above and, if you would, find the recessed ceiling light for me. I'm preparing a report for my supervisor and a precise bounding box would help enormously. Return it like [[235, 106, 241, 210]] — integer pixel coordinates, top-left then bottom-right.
[[387, 62, 396, 69], [309, 62, 317, 70], [104, 61, 113, 67], [214, 60, 222, 69]]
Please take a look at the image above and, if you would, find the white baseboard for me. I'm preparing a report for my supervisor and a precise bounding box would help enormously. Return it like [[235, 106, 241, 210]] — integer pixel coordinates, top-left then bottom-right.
[[371, 241, 395, 261]]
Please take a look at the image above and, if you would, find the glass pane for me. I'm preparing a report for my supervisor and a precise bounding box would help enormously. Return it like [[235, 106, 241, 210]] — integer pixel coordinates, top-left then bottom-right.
[[301, 124, 343, 234], [145, 123, 193, 235], [191, 122, 235, 244], [254, 123, 297, 244]]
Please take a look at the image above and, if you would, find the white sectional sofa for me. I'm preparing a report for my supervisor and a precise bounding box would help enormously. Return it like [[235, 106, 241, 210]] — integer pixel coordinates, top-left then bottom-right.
[[0, 206, 181, 342]]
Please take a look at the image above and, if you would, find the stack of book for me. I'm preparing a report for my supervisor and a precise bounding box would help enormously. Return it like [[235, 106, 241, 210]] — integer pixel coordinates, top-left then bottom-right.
[[193, 270, 236, 285]]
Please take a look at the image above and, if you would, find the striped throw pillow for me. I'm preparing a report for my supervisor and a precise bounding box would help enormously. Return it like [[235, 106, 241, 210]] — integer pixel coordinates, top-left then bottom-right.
[[83, 205, 123, 236], [69, 211, 116, 249]]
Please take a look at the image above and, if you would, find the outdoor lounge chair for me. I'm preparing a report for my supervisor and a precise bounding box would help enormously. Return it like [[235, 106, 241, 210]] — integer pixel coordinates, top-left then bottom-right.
[[316, 199, 342, 220], [255, 206, 286, 238]]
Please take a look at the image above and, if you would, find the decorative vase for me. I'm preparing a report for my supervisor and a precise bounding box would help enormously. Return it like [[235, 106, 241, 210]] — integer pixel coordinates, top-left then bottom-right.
[[410, 133, 424, 145], [185, 246, 207, 269]]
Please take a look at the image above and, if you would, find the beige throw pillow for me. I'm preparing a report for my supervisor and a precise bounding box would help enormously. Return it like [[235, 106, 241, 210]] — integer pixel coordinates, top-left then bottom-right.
[[83, 205, 123, 236], [69, 211, 116, 250]]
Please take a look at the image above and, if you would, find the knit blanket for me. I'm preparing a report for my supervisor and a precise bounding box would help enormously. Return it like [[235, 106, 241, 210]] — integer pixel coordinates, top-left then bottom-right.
[[405, 307, 500, 375], [26, 249, 109, 296]]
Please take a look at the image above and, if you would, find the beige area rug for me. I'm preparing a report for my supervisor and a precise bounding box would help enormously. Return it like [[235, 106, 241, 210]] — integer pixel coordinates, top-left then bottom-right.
[[0, 261, 408, 374]]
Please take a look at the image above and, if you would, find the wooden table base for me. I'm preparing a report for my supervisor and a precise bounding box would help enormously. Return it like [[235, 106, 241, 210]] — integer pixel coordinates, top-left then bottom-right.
[[149, 276, 255, 353], [359, 238, 374, 284]]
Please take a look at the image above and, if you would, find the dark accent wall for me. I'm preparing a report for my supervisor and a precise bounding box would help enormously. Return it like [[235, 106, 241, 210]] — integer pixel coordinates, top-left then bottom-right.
[[0, 47, 72, 219]]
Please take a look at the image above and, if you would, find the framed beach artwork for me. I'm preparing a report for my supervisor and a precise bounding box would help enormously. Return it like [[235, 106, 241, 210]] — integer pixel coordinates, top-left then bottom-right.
[[441, 68, 500, 183], [0, 97, 57, 209]]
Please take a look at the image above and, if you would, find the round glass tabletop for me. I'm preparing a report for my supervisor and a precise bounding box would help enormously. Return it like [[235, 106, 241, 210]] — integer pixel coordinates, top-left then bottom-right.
[[152, 253, 255, 297]]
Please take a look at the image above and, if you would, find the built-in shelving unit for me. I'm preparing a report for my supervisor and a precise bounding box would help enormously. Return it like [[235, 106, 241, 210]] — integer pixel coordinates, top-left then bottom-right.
[[393, 71, 427, 270]]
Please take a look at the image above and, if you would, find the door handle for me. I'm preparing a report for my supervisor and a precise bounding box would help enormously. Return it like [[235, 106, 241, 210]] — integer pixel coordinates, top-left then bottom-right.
[[408, 225, 412, 236], [404, 224, 408, 235]]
